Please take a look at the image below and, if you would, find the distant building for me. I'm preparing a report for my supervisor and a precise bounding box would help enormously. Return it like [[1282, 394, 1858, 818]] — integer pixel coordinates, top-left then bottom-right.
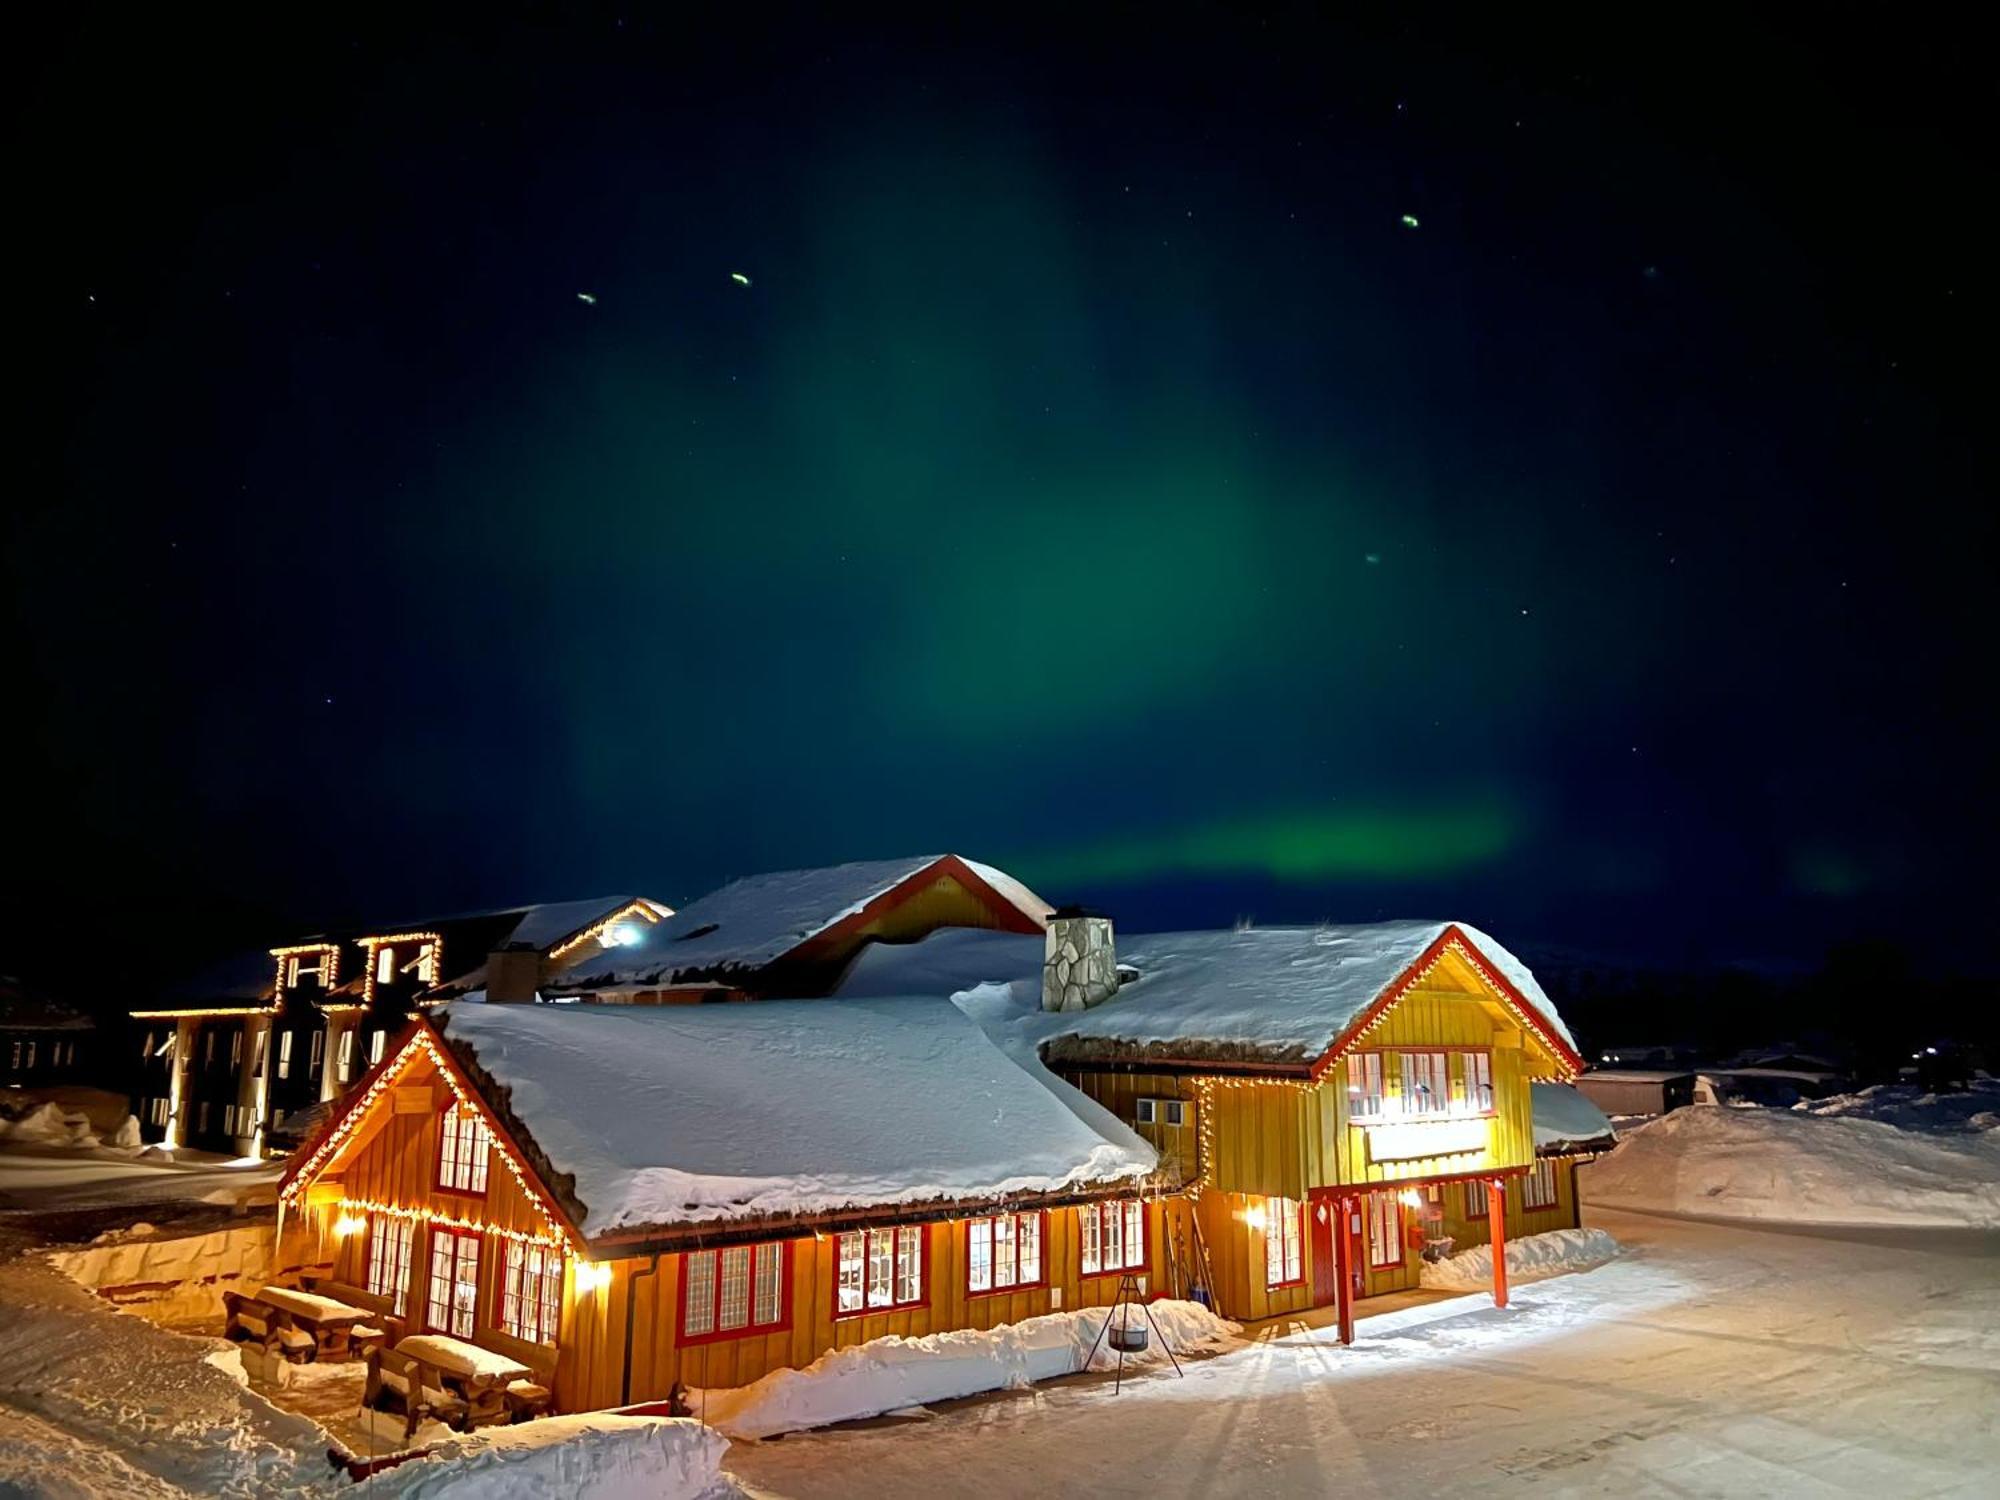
[[1, 975, 95, 1087], [1573, 1069, 1697, 1117]]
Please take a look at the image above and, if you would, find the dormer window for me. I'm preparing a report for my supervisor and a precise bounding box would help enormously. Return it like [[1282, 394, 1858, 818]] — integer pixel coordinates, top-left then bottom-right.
[[376, 947, 396, 984], [415, 942, 438, 985], [284, 950, 332, 988]]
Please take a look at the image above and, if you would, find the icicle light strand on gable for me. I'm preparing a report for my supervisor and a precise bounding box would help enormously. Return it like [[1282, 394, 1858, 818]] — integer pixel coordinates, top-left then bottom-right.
[[546, 901, 665, 963], [279, 1029, 581, 1255]]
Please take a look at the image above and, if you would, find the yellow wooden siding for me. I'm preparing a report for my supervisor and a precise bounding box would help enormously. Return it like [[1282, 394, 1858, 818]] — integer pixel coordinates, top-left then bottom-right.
[[1313, 983, 1537, 1190], [1436, 1158, 1583, 1250], [1199, 1081, 1318, 1198], [1067, 1072, 1199, 1181], [569, 1199, 1170, 1409]]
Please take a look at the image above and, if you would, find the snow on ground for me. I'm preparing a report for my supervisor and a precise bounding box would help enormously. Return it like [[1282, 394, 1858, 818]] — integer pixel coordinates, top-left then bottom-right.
[[699, 1299, 1239, 1439], [725, 1208, 2000, 1498], [1419, 1226, 1621, 1291], [1798, 1077, 2000, 1132], [1586, 1098, 2000, 1227], [0, 1141, 282, 1217], [357, 1412, 729, 1500], [0, 1242, 335, 1497]]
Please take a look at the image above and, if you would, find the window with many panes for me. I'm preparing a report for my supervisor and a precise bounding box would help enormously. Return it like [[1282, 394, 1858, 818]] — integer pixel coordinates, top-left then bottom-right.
[[1525, 1158, 1559, 1210], [835, 1227, 924, 1316], [1461, 1051, 1494, 1111], [426, 1228, 480, 1337], [1461, 1178, 1490, 1220], [1079, 1200, 1147, 1275], [366, 1215, 415, 1315], [682, 1242, 787, 1340], [1399, 1050, 1450, 1116], [1263, 1197, 1303, 1289], [1344, 1053, 1386, 1119], [436, 1103, 491, 1194], [499, 1241, 566, 1344], [966, 1212, 1043, 1294], [1365, 1192, 1403, 1268]]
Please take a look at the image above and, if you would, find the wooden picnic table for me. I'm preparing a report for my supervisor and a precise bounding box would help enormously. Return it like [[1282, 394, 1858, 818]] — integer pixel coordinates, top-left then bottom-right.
[[255, 1284, 373, 1361], [392, 1334, 534, 1428]]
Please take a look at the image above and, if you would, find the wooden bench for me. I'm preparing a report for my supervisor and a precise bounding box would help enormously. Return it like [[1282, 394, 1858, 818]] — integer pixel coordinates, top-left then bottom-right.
[[222, 1292, 315, 1363], [363, 1347, 469, 1439]]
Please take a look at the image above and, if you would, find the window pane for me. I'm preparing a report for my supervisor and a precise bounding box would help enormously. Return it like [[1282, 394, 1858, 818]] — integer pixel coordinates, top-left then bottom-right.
[[718, 1246, 751, 1330], [1019, 1214, 1041, 1284], [867, 1231, 894, 1308], [1102, 1204, 1122, 1271], [837, 1233, 865, 1313], [1079, 1205, 1100, 1274], [753, 1244, 783, 1326], [993, 1215, 1016, 1288], [968, 1219, 992, 1292], [1123, 1201, 1144, 1269], [895, 1228, 922, 1306], [684, 1250, 716, 1336]]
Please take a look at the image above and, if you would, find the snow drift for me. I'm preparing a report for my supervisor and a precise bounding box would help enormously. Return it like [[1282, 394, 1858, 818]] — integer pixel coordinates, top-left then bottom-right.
[[701, 1299, 1240, 1439], [0, 1101, 102, 1148], [1585, 1101, 2000, 1228], [1420, 1228, 1621, 1291], [360, 1413, 728, 1500]]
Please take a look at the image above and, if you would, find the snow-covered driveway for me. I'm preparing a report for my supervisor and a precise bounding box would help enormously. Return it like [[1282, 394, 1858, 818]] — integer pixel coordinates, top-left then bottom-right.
[[727, 1209, 2000, 1497]]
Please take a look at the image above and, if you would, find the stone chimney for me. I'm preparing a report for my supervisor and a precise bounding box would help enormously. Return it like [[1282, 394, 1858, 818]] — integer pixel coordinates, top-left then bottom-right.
[[1042, 907, 1119, 1012], [486, 944, 544, 1004]]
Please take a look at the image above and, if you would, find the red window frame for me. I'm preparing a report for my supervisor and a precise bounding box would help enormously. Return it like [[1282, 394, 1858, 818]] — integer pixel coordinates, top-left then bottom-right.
[[425, 1227, 481, 1338], [965, 1211, 1048, 1296], [495, 1239, 567, 1345], [1079, 1199, 1149, 1277], [1524, 1158, 1559, 1210], [1397, 1049, 1451, 1117], [678, 1240, 792, 1346], [435, 1102, 492, 1197], [1344, 1052, 1387, 1120], [1365, 1192, 1405, 1269], [833, 1226, 927, 1319], [365, 1214, 415, 1316], [1263, 1196, 1304, 1290]]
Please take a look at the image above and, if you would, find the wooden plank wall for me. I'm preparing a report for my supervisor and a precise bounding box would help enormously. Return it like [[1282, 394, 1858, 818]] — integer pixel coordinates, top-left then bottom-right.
[[1068, 1071, 1198, 1181], [565, 1199, 1171, 1411], [1435, 1157, 1583, 1249]]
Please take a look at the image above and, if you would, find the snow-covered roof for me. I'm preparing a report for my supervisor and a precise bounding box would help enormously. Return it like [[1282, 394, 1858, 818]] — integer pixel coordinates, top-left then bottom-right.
[[554, 855, 1049, 991], [438, 994, 1152, 1238], [1038, 922, 1578, 1070], [0, 976, 95, 1031], [1531, 1083, 1616, 1154]]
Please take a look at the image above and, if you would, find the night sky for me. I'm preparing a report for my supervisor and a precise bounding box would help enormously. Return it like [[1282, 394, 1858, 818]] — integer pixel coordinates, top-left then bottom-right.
[[10, 7, 1992, 993]]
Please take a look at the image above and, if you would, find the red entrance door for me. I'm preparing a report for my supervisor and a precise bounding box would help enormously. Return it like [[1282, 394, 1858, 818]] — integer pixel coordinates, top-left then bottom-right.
[[1308, 1193, 1339, 1307]]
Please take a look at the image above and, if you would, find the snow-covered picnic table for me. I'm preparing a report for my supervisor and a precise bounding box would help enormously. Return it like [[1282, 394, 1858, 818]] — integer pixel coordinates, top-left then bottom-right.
[[392, 1334, 536, 1429], [257, 1285, 369, 1324]]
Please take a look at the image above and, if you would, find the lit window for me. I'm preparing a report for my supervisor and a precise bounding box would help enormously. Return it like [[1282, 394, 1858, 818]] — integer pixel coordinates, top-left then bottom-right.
[[1366, 1192, 1403, 1268], [366, 1216, 415, 1315], [1345, 1053, 1386, 1120], [426, 1228, 481, 1338], [337, 1030, 354, 1080], [1461, 1178, 1489, 1220], [966, 1212, 1043, 1293], [369, 1030, 386, 1065], [437, 1103, 492, 1194], [1400, 1051, 1450, 1116], [1462, 1051, 1494, 1111], [252, 1031, 267, 1074], [309, 1031, 324, 1076], [278, 1031, 294, 1080], [1263, 1197, 1303, 1289], [1525, 1159, 1559, 1210], [835, 1227, 925, 1315], [499, 1240, 566, 1344], [1079, 1200, 1147, 1276], [376, 947, 396, 985], [683, 1242, 787, 1340]]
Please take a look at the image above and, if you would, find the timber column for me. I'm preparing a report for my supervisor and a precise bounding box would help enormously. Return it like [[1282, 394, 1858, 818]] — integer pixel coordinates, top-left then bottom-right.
[[1334, 1194, 1357, 1345], [1487, 1179, 1509, 1309]]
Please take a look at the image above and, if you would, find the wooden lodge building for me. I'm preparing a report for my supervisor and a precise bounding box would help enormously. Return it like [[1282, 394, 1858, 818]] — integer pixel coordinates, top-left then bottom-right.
[[130, 895, 673, 1156], [273, 855, 1604, 1413]]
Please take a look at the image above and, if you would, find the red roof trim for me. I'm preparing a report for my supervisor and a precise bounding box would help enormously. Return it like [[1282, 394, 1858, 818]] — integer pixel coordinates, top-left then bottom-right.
[[1306, 924, 1584, 1082], [786, 854, 1045, 965]]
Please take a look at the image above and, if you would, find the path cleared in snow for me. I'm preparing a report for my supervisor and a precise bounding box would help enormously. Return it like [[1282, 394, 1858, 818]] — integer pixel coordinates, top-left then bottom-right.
[[725, 1209, 2000, 1498]]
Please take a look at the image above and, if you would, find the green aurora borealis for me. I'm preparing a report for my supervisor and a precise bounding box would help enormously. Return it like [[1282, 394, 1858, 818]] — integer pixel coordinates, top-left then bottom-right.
[[12, 9, 1992, 979]]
